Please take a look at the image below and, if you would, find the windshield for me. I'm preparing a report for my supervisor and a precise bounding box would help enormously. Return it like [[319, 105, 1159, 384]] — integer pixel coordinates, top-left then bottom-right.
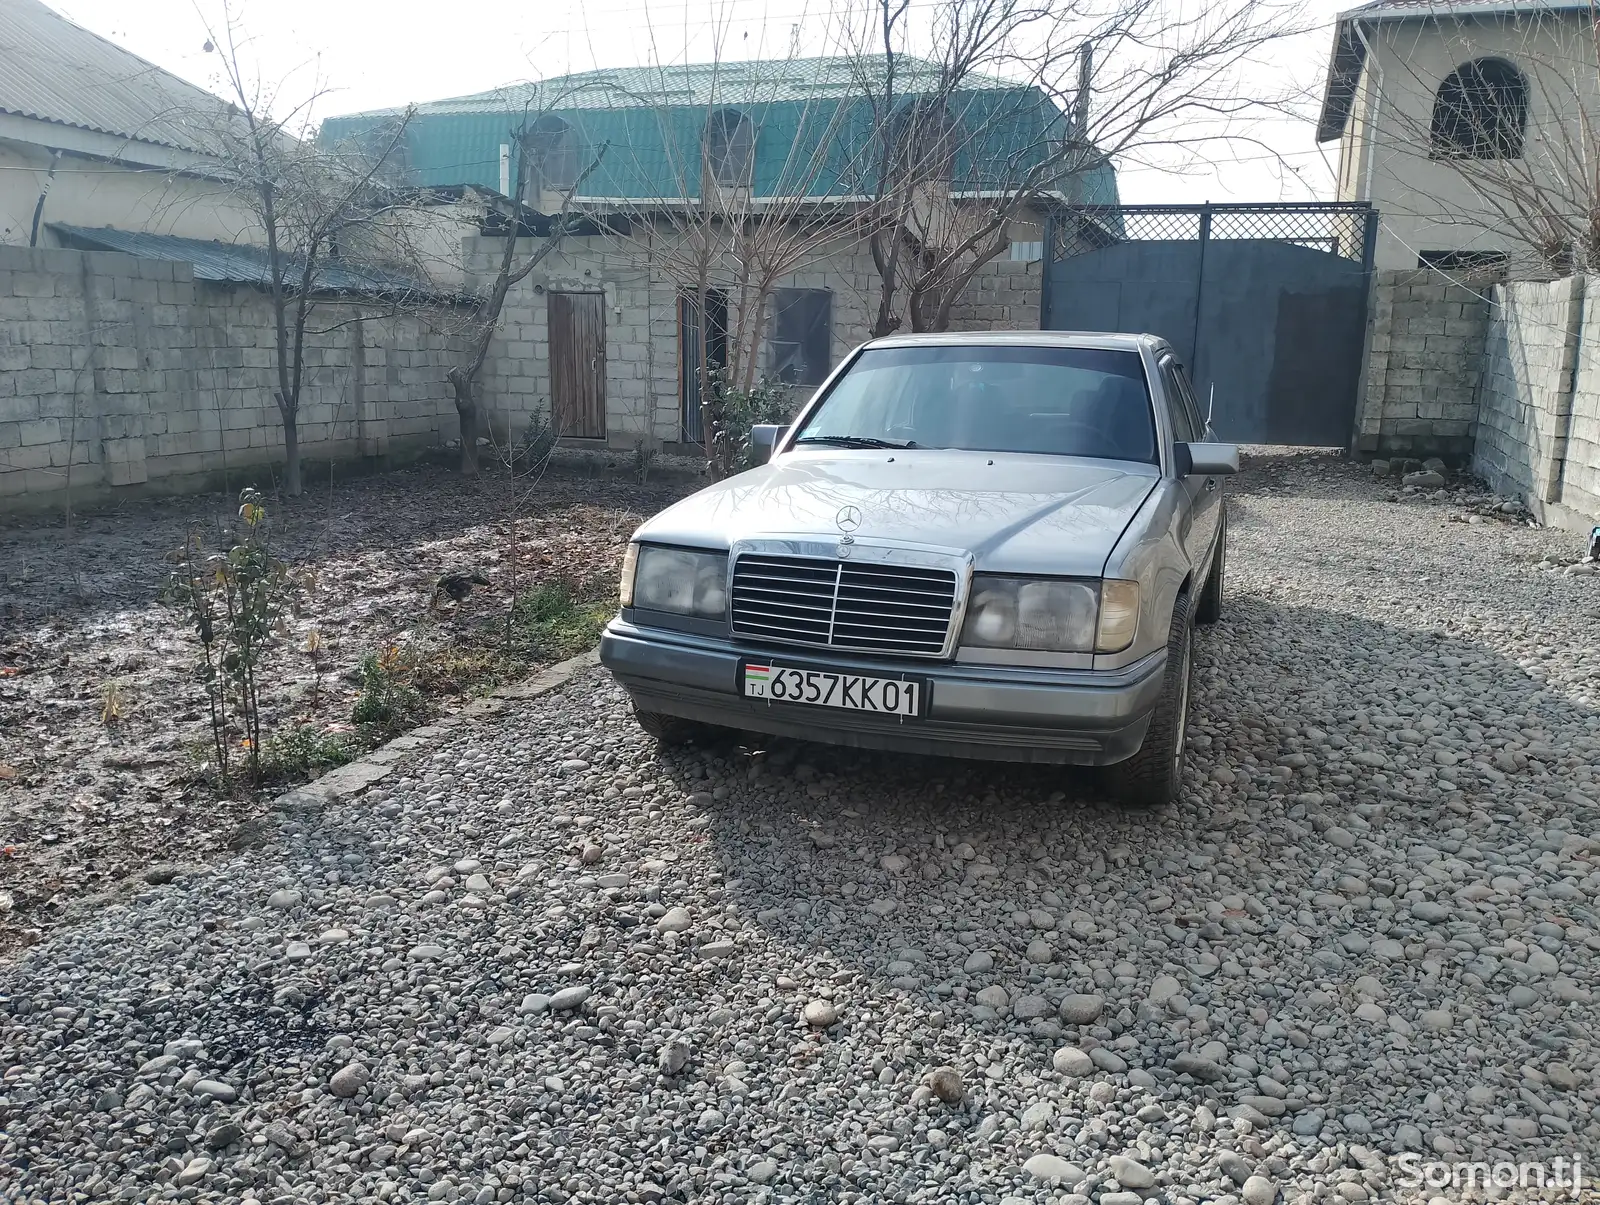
[[794, 344, 1157, 464]]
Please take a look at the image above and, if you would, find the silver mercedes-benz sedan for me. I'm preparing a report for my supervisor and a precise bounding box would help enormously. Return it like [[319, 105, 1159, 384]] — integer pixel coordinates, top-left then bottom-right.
[[599, 331, 1237, 805]]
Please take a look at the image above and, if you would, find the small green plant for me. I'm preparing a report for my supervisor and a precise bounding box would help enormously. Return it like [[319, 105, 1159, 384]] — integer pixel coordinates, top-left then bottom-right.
[[164, 487, 289, 785], [352, 644, 426, 736], [630, 438, 659, 484], [704, 369, 793, 477], [512, 414, 560, 471], [508, 579, 612, 660], [257, 725, 354, 783]]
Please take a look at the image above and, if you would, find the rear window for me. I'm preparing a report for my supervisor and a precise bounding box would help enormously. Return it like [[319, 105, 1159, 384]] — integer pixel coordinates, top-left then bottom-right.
[[796, 344, 1156, 463]]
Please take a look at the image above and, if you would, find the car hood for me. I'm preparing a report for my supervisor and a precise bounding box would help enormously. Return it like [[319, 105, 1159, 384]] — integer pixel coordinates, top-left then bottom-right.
[[635, 450, 1159, 577]]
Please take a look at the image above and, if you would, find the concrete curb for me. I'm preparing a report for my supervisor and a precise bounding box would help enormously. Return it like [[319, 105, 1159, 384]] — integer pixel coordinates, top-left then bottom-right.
[[19, 650, 603, 951], [253, 647, 602, 819]]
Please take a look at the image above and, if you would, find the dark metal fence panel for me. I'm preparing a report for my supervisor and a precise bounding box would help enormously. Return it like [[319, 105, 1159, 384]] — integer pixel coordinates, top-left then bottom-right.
[[1044, 203, 1379, 446]]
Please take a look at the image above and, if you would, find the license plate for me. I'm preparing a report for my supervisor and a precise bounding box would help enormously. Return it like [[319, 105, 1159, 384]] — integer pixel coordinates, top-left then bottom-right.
[[742, 662, 924, 718]]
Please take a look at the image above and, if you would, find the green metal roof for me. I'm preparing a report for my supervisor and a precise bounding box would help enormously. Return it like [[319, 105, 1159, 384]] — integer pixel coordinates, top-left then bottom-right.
[[334, 57, 1017, 117], [319, 56, 1118, 209]]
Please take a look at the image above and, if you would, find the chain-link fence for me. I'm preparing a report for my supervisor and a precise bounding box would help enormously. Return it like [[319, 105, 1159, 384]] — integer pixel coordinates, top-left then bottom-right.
[[1050, 203, 1377, 265]]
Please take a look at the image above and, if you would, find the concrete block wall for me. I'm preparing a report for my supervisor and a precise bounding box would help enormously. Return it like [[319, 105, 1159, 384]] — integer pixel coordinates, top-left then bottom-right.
[[0, 244, 470, 506], [0, 232, 1049, 503], [472, 236, 672, 446], [946, 257, 1042, 331], [1355, 268, 1490, 462], [469, 233, 1041, 451], [1475, 275, 1600, 529]]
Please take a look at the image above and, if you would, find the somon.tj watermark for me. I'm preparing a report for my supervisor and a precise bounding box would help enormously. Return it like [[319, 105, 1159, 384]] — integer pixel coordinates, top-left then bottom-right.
[[1395, 1153, 1585, 1198]]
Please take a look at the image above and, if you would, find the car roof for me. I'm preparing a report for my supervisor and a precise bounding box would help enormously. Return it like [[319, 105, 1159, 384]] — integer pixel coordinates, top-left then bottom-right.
[[864, 330, 1169, 354]]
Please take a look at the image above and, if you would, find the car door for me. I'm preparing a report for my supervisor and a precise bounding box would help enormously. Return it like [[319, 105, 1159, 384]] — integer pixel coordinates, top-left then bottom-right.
[[1162, 356, 1221, 580]]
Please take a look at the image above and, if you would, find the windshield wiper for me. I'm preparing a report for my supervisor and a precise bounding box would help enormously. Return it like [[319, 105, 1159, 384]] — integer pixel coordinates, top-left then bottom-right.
[[793, 435, 915, 449]]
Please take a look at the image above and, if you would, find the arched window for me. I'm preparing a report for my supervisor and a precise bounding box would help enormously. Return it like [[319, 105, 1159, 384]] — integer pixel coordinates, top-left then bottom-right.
[[1431, 58, 1527, 159], [888, 99, 957, 183], [526, 115, 577, 198], [705, 109, 754, 188]]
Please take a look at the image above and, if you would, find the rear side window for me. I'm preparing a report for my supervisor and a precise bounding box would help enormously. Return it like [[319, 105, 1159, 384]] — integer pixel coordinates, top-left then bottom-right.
[[1158, 358, 1197, 443], [1172, 362, 1206, 437], [797, 344, 1158, 464]]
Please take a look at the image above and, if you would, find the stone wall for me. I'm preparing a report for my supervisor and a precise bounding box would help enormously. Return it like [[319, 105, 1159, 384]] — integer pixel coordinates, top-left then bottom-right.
[[1475, 276, 1600, 529], [1355, 268, 1490, 462], [0, 244, 470, 507]]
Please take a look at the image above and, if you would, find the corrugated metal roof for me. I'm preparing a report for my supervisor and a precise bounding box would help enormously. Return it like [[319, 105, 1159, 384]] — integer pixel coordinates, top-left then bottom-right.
[[334, 56, 1021, 121], [51, 224, 465, 301], [1339, 0, 1588, 17], [320, 55, 1116, 210], [0, 0, 237, 157]]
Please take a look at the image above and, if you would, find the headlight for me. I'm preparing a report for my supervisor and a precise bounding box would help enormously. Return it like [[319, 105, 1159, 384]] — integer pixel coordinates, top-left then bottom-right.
[[626, 544, 728, 618], [961, 577, 1098, 651], [959, 576, 1140, 653]]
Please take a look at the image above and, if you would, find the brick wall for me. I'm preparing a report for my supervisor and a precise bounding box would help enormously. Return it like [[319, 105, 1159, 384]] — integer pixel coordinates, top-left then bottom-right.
[[1475, 276, 1600, 529], [1355, 268, 1490, 462], [0, 244, 470, 507]]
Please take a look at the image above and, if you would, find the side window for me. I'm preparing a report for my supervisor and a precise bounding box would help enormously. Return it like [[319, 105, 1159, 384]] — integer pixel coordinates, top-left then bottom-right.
[[1158, 358, 1196, 443], [1171, 361, 1206, 436], [772, 289, 832, 386]]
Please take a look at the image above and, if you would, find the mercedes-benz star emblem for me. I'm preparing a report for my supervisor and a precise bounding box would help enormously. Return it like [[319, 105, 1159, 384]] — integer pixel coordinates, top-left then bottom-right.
[[835, 505, 862, 532]]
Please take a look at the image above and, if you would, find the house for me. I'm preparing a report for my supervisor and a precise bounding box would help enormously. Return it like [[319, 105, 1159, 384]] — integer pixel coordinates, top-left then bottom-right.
[[0, 0, 264, 248], [1316, 0, 1599, 273], [321, 58, 1119, 449]]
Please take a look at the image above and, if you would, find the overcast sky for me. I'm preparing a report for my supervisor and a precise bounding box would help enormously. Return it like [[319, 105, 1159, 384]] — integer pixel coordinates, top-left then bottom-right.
[[54, 0, 1351, 204]]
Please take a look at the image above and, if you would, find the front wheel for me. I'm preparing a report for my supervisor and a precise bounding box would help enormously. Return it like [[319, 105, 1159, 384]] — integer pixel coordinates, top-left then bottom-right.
[[1104, 599, 1194, 808]]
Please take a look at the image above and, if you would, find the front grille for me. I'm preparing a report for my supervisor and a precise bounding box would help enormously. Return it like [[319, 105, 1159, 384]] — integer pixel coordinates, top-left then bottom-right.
[[731, 554, 958, 656]]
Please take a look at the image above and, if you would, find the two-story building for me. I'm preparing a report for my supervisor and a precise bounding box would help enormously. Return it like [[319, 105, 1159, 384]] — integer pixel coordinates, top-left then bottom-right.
[[322, 58, 1118, 448], [1317, 0, 1599, 273]]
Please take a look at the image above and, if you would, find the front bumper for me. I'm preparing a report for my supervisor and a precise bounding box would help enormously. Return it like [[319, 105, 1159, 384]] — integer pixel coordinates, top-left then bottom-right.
[[599, 618, 1167, 766]]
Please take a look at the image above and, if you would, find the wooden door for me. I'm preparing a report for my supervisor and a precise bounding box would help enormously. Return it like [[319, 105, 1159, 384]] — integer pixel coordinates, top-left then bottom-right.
[[549, 292, 606, 438]]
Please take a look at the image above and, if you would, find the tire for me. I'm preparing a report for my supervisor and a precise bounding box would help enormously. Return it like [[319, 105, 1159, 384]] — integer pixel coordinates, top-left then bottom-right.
[[1104, 598, 1194, 808], [1195, 506, 1226, 626], [633, 707, 726, 748]]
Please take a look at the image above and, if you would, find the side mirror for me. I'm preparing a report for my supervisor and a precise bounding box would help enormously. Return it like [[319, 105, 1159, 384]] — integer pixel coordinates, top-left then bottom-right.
[[1179, 441, 1239, 477], [749, 424, 783, 464]]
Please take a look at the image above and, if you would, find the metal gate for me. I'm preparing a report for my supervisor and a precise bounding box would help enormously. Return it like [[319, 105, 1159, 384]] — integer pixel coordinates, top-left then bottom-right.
[[1043, 203, 1379, 446]]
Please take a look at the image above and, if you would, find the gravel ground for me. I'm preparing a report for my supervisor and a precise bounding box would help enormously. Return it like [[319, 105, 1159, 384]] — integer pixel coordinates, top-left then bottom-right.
[[3, 450, 1599, 1205]]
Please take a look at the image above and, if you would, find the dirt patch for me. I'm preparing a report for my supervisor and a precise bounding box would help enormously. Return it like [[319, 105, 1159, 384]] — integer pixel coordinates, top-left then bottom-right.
[[0, 462, 697, 956]]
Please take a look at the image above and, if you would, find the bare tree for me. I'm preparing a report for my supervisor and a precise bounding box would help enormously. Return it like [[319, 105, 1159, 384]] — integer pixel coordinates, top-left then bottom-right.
[[445, 102, 608, 477], [841, 0, 1306, 335], [199, 5, 419, 496], [588, 52, 866, 476]]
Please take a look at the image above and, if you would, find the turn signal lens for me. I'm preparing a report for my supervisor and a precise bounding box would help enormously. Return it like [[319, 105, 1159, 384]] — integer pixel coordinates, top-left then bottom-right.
[[1096, 579, 1140, 652], [619, 542, 639, 607]]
